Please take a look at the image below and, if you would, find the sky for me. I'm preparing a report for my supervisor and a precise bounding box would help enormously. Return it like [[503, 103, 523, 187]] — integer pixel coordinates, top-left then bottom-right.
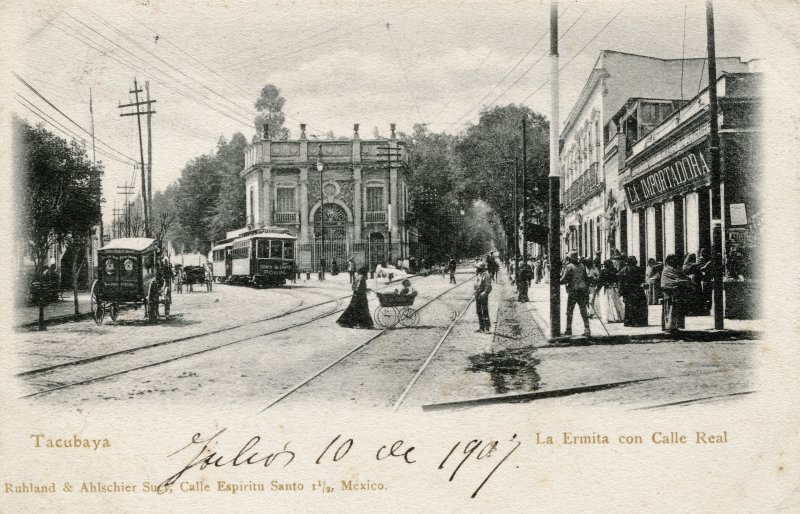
[[3, 0, 785, 225]]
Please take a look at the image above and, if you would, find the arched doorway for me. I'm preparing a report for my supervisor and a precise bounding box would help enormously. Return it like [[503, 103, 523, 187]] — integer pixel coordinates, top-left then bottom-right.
[[314, 203, 348, 241], [314, 203, 349, 271]]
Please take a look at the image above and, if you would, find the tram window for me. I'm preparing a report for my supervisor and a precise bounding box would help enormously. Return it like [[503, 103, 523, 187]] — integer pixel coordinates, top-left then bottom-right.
[[257, 240, 270, 259], [270, 240, 282, 258], [283, 241, 294, 260]]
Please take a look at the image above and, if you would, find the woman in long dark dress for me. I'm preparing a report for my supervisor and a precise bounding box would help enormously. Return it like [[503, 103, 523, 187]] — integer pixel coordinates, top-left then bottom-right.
[[618, 256, 648, 327], [682, 253, 706, 315], [336, 265, 374, 329], [598, 259, 624, 323], [330, 258, 340, 276], [661, 254, 693, 332]]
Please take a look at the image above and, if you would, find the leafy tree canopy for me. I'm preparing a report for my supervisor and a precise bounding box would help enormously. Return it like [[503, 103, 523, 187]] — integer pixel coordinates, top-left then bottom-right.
[[254, 84, 289, 140]]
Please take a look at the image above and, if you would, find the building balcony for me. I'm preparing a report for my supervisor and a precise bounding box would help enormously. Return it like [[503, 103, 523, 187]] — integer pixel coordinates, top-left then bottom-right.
[[274, 212, 298, 223], [364, 211, 386, 223], [563, 162, 603, 210]]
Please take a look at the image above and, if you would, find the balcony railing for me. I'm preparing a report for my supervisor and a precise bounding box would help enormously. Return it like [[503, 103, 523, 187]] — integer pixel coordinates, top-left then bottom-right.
[[365, 211, 386, 222], [563, 162, 601, 209], [274, 212, 298, 223]]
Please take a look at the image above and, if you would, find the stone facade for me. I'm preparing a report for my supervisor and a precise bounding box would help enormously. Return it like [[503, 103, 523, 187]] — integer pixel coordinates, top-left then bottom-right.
[[240, 124, 413, 247]]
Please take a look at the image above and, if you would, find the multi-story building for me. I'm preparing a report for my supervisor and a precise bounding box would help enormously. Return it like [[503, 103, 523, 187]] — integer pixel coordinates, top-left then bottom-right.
[[615, 72, 761, 270], [239, 123, 416, 270], [559, 50, 751, 261]]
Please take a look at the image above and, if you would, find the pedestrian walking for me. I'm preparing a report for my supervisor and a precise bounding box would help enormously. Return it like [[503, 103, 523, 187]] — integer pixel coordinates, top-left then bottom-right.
[[645, 258, 663, 305], [205, 263, 213, 292], [618, 256, 648, 327], [560, 250, 591, 337], [319, 257, 326, 281], [597, 259, 624, 323], [331, 258, 340, 276], [448, 258, 457, 284], [347, 257, 356, 283], [584, 258, 600, 317], [174, 266, 183, 294], [517, 260, 531, 302], [534, 258, 543, 284], [661, 254, 693, 333], [474, 262, 492, 333], [336, 265, 374, 329]]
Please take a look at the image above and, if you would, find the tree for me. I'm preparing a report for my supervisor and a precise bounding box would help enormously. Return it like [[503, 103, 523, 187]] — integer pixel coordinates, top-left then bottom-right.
[[254, 84, 289, 140], [455, 104, 549, 256], [402, 124, 464, 260], [173, 154, 223, 254], [13, 116, 104, 329], [208, 133, 248, 241]]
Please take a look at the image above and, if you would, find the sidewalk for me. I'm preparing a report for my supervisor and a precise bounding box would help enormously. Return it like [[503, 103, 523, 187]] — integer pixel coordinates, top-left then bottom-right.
[[516, 275, 763, 345], [15, 292, 93, 328]]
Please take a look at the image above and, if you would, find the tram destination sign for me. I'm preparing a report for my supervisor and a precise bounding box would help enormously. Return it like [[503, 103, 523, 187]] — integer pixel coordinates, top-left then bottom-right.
[[624, 145, 711, 209]]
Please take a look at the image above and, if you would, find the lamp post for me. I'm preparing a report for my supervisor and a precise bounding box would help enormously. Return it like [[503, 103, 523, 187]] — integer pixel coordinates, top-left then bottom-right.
[[316, 145, 325, 280]]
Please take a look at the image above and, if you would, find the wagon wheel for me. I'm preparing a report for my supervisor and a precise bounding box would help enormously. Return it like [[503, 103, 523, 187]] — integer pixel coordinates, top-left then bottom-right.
[[399, 308, 420, 327], [374, 306, 397, 328], [147, 281, 159, 323], [90, 280, 104, 325], [109, 304, 119, 322]]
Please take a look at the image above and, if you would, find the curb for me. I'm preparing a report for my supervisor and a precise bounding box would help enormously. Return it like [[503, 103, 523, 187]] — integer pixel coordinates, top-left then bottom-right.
[[17, 312, 94, 330], [544, 329, 762, 346]]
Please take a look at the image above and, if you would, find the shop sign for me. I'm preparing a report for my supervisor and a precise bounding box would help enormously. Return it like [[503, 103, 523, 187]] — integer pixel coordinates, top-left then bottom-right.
[[624, 145, 710, 209]]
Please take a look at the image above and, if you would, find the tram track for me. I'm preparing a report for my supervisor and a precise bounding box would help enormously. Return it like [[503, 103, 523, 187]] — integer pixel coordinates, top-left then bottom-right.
[[18, 274, 434, 398], [258, 276, 476, 412]]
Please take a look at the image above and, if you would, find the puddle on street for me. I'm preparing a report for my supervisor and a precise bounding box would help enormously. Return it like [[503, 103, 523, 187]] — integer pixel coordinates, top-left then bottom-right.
[[467, 347, 541, 394]]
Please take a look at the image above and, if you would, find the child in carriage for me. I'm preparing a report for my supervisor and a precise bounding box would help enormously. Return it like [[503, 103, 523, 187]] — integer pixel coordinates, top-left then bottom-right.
[[397, 278, 417, 296]]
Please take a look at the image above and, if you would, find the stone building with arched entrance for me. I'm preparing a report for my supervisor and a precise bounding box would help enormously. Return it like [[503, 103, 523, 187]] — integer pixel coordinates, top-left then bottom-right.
[[239, 123, 418, 271]]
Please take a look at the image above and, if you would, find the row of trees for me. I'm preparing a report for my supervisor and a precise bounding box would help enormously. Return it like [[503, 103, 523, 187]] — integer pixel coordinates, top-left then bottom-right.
[[13, 116, 104, 329], [404, 104, 549, 261]]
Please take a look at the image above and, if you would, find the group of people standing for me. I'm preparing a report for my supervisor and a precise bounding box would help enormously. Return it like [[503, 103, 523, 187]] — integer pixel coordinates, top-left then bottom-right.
[[560, 250, 650, 336], [559, 246, 718, 336]]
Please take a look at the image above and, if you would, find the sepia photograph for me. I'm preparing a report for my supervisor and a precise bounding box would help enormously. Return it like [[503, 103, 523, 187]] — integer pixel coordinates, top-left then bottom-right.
[[1, 0, 798, 511]]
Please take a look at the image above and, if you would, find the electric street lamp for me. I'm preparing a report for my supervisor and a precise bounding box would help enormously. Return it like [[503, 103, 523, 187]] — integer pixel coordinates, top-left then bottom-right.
[[316, 145, 325, 280]]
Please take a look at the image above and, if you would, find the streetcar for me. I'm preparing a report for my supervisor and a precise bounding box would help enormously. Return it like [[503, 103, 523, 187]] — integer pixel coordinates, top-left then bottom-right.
[[91, 237, 171, 324], [210, 240, 233, 282], [229, 229, 296, 286]]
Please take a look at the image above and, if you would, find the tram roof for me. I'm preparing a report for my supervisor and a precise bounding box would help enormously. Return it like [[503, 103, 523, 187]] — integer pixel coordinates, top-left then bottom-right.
[[211, 241, 234, 251], [100, 237, 158, 252], [233, 232, 297, 243]]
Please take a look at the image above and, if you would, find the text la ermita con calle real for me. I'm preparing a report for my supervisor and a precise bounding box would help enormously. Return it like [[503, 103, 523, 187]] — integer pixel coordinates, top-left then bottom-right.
[[7, 429, 729, 499]]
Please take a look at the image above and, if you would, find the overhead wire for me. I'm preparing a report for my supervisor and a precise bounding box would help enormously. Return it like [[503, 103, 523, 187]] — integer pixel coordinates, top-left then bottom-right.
[[13, 72, 138, 164], [489, 7, 587, 106], [14, 95, 135, 166], [519, 0, 633, 105], [76, 10, 259, 124], [59, 13, 257, 126], [47, 17, 256, 131], [445, 5, 570, 132], [124, 12, 325, 134], [385, 22, 425, 124]]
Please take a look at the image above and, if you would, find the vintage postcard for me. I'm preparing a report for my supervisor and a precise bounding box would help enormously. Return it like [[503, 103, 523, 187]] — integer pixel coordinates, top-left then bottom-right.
[[1, 0, 799, 511]]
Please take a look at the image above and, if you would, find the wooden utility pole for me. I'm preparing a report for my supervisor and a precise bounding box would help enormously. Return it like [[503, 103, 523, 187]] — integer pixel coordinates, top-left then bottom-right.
[[522, 115, 528, 261], [119, 78, 156, 237], [117, 183, 135, 237], [548, 0, 562, 337], [145, 81, 154, 226], [706, 0, 725, 329]]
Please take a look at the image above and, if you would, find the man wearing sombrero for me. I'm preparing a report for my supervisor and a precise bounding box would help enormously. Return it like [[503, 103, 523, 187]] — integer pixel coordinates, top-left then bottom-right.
[[474, 261, 493, 333]]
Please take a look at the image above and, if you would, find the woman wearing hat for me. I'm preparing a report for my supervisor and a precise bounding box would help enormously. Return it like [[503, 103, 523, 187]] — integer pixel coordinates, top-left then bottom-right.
[[337, 264, 374, 329]]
